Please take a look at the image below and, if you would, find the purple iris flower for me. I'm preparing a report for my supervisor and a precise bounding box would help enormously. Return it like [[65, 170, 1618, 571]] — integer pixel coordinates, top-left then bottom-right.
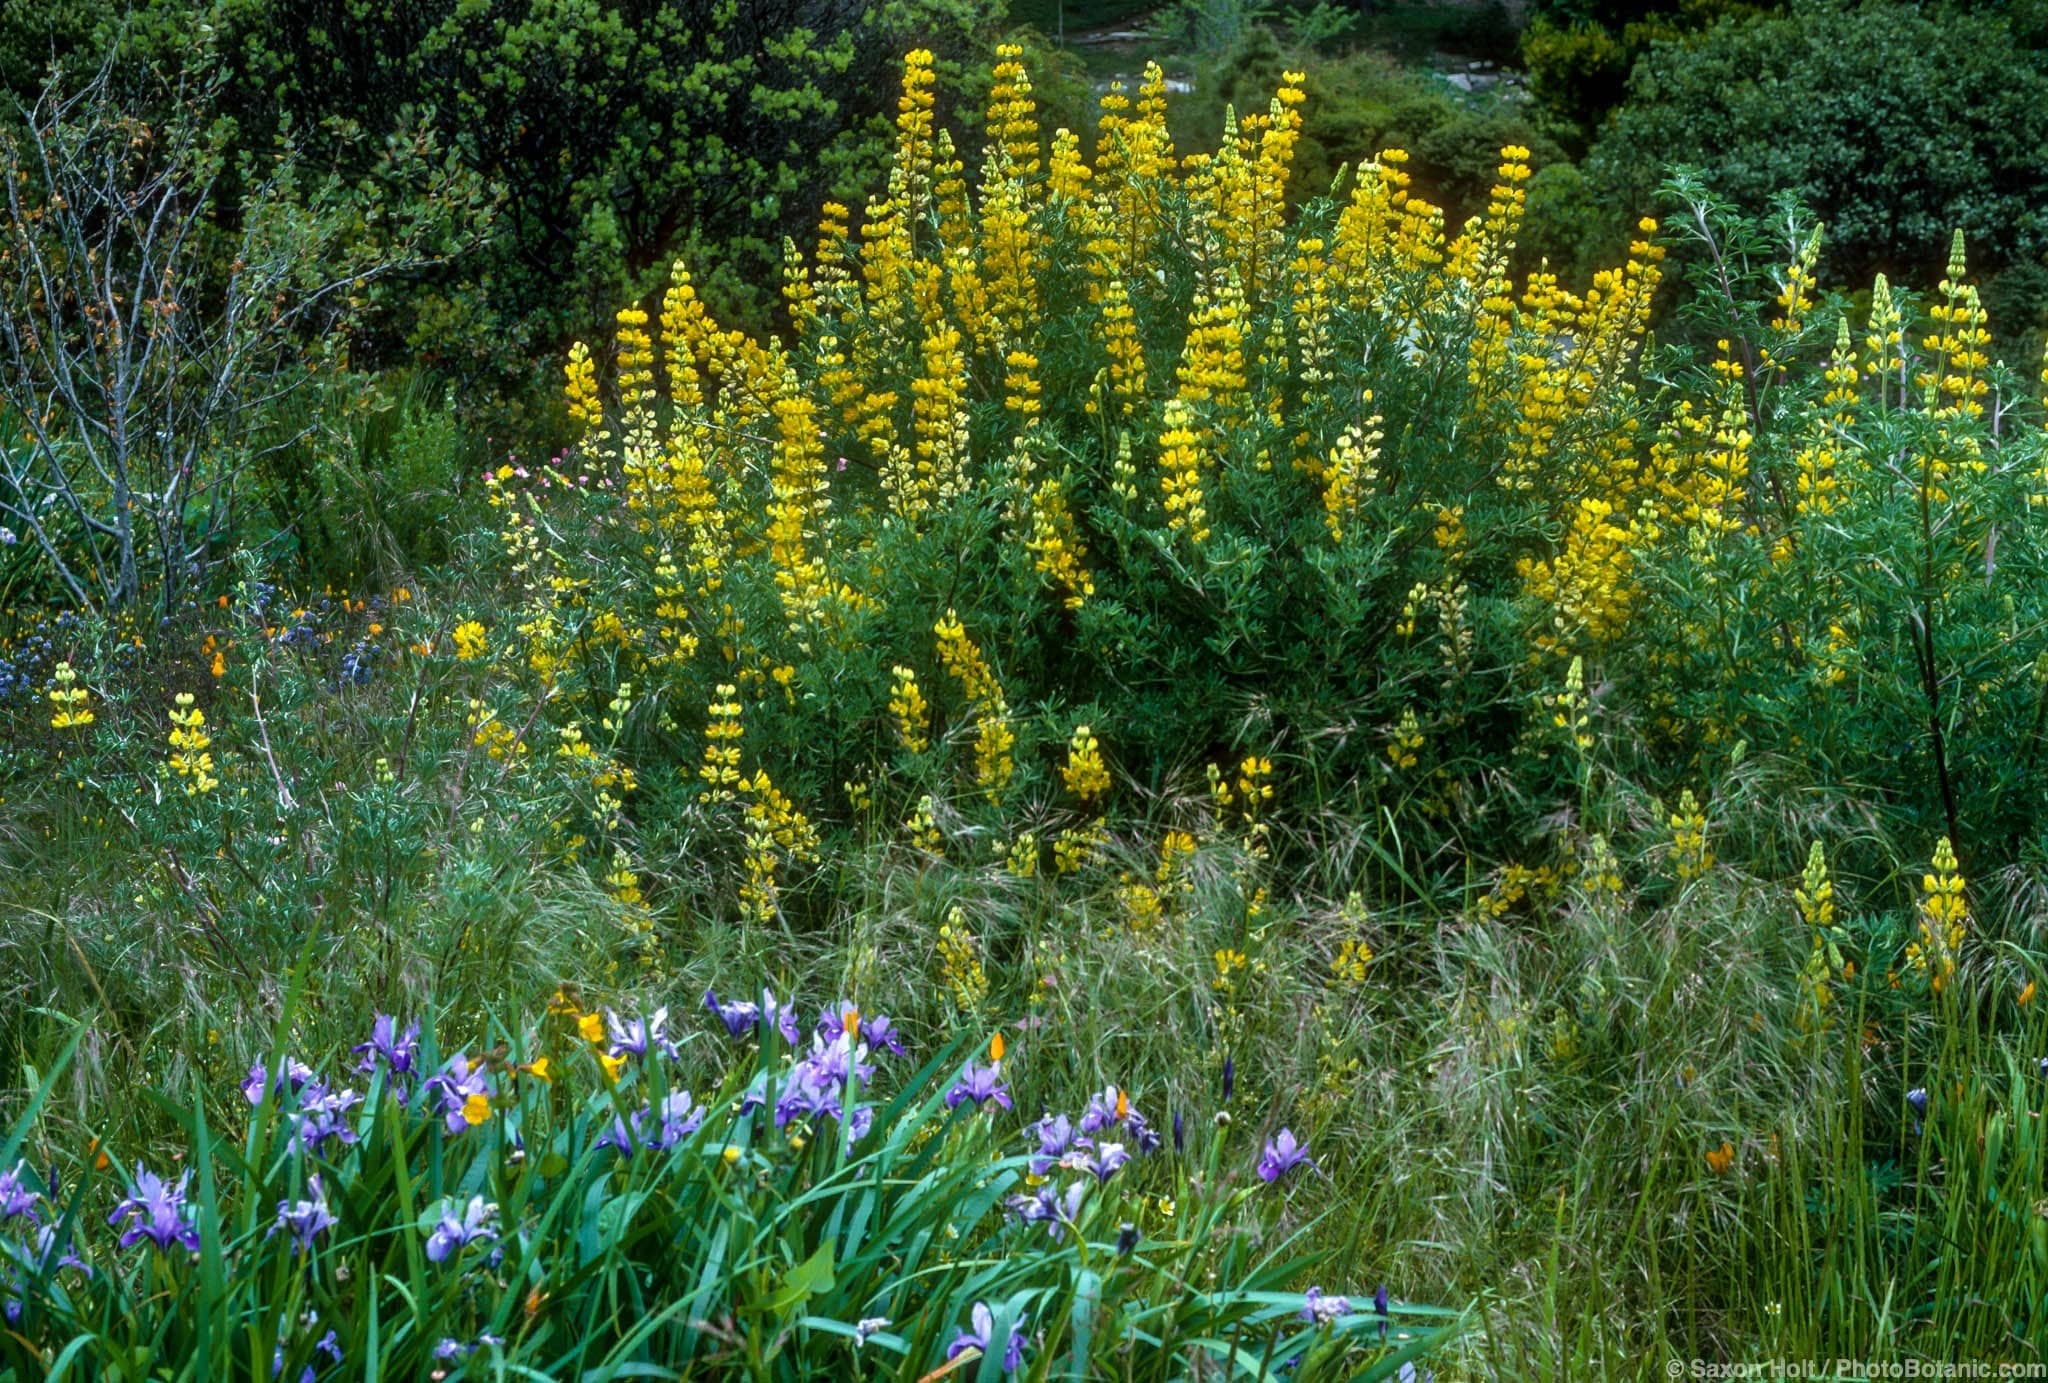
[[814, 1004, 907, 1058], [1077, 1084, 1161, 1154], [352, 1015, 420, 1087], [861, 1013, 906, 1057], [1375, 1284, 1391, 1338], [798, 1032, 876, 1089], [1079, 1085, 1145, 1135], [1027, 1114, 1079, 1177], [287, 1082, 363, 1155], [0, 1162, 39, 1224], [774, 1069, 844, 1128], [424, 1196, 498, 1264], [1005, 1181, 1088, 1240], [271, 1175, 337, 1253], [109, 1166, 201, 1253], [652, 1090, 705, 1146], [945, 1063, 1012, 1111], [845, 1103, 875, 1143], [1172, 1110, 1185, 1154], [271, 1325, 342, 1383], [759, 990, 803, 1046], [606, 1007, 680, 1061], [598, 1091, 706, 1155], [422, 1055, 492, 1135], [1062, 1141, 1130, 1184], [1257, 1128, 1315, 1183], [433, 1334, 505, 1362], [242, 1057, 316, 1107], [947, 1301, 1026, 1373], [1301, 1286, 1353, 1325], [704, 988, 760, 1037], [5, 1225, 88, 1321]]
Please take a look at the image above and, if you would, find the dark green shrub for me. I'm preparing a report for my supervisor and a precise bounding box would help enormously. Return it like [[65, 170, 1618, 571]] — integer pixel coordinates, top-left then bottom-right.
[[1585, 1, 2048, 288]]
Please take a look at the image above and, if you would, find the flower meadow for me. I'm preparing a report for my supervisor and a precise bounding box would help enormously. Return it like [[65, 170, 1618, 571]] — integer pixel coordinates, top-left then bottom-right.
[[0, 980, 1452, 1378], [5, 40, 2048, 1379]]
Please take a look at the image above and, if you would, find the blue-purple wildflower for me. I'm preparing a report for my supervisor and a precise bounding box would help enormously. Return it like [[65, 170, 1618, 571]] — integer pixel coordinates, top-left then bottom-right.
[[422, 1055, 492, 1135], [1061, 1141, 1130, 1184], [1301, 1286, 1353, 1325], [774, 1068, 844, 1127], [352, 1015, 420, 1089], [605, 1007, 680, 1061], [272, 1176, 337, 1253], [597, 1091, 706, 1156], [109, 1166, 201, 1253], [424, 1196, 498, 1264], [947, 1301, 1026, 1373], [1257, 1128, 1314, 1183], [1006, 1180, 1087, 1240], [944, 1063, 1012, 1112], [1027, 1114, 1079, 1176], [0, 1162, 39, 1224], [703, 987, 760, 1037], [242, 1057, 316, 1107], [285, 1081, 363, 1155], [814, 1003, 906, 1057]]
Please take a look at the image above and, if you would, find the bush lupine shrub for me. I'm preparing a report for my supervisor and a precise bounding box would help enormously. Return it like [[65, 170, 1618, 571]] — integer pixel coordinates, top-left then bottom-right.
[[479, 45, 2046, 918], [0, 985, 1458, 1377]]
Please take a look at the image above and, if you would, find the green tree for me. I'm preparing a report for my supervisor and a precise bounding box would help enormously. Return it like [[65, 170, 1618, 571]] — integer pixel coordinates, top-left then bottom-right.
[[1586, 1, 2048, 290]]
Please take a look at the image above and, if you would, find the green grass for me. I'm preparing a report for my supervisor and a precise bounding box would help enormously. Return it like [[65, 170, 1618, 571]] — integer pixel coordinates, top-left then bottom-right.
[[5, 581, 2045, 1372]]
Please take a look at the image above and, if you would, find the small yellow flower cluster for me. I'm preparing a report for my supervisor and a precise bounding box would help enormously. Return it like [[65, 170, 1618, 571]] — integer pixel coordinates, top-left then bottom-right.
[[1479, 861, 1571, 919], [47, 661, 91, 730], [1519, 499, 1639, 661], [699, 684, 744, 802], [614, 307, 655, 409], [1118, 877, 1164, 935], [1919, 231, 1990, 424], [1060, 724, 1110, 804], [904, 795, 943, 854], [1793, 841, 1842, 1026], [603, 847, 644, 908], [452, 620, 488, 661], [767, 368, 834, 627], [1026, 479, 1093, 610], [1584, 835, 1623, 896], [1156, 399, 1210, 546], [1212, 947, 1249, 995], [888, 666, 930, 754], [936, 907, 988, 1011], [1907, 837, 1968, 996], [1546, 656, 1592, 752], [1053, 821, 1107, 875], [740, 768, 818, 923], [1792, 320, 1859, 524], [1235, 756, 1273, 823], [1005, 831, 1038, 878], [935, 610, 1013, 795], [1387, 707, 1424, 772], [1332, 936, 1373, 988], [1322, 410, 1383, 543], [564, 341, 601, 435], [1669, 789, 1713, 880], [1770, 224, 1823, 336], [467, 701, 525, 761], [1158, 830, 1198, 887], [166, 694, 218, 795]]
